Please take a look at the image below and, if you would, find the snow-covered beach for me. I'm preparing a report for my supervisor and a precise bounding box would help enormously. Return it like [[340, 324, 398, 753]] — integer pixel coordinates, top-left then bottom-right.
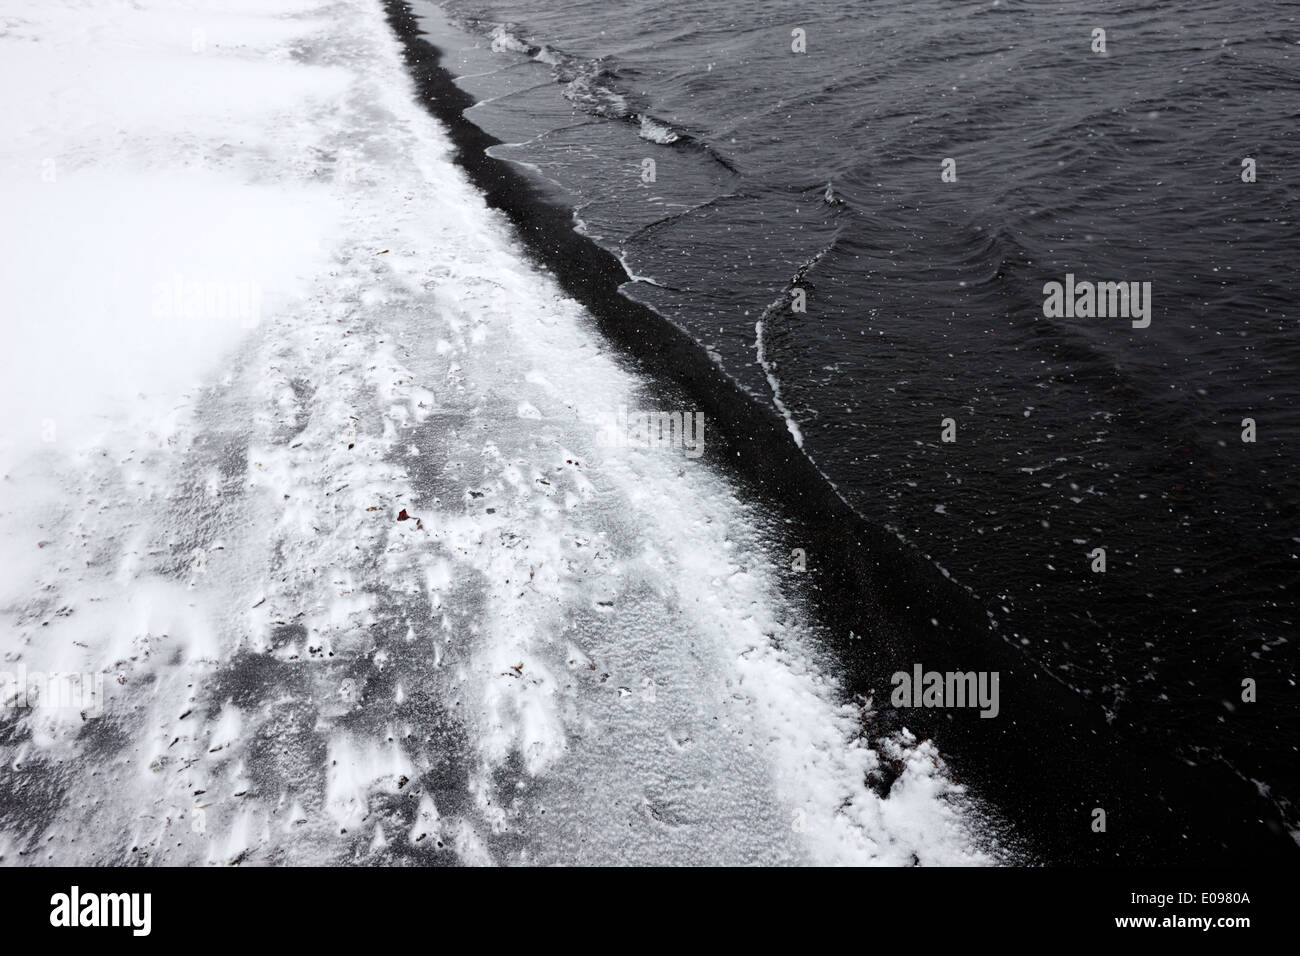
[[0, 0, 998, 865]]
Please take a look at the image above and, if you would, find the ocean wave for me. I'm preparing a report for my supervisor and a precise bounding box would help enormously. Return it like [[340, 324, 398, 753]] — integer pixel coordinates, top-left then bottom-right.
[[470, 15, 751, 173]]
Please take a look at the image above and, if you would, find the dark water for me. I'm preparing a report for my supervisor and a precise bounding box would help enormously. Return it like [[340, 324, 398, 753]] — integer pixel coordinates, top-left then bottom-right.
[[407, 0, 1300, 854]]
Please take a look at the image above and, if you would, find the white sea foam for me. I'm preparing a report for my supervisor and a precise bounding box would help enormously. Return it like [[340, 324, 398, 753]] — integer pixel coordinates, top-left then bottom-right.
[[637, 115, 681, 145], [487, 23, 533, 55], [754, 318, 806, 448]]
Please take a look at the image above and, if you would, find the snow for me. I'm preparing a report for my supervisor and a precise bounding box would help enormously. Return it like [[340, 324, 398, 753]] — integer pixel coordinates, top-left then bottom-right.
[[0, 1, 345, 476], [0, 0, 1002, 865]]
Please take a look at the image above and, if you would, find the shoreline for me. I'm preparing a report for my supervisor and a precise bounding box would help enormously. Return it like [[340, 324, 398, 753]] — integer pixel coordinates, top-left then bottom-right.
[[1, 0, 990, 866], [382, 0, 1298, 865]]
